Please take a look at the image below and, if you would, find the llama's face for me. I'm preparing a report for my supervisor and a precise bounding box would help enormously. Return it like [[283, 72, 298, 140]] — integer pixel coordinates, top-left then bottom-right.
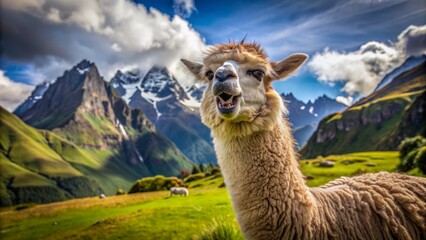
[[181, 43, 307, 131], [201, 57, 269, 121]]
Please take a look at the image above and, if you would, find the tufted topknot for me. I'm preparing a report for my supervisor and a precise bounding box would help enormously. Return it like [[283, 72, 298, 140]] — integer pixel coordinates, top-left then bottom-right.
[[204, 41, 268, 61]]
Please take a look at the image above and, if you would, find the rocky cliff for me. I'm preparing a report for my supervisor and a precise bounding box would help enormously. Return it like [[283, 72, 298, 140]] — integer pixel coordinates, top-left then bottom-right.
[[300, 60, 426, 158]]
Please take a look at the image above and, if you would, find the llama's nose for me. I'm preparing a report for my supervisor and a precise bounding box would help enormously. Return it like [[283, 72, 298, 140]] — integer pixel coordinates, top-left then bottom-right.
[[215, 69, 236, 82]]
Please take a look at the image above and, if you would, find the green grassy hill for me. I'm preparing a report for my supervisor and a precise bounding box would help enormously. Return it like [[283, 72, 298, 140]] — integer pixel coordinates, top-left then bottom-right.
[[0, 107, 171, 206], [1, 151, 423, 239], [301, 61, 426, 158], [301, 151, 400, 186]]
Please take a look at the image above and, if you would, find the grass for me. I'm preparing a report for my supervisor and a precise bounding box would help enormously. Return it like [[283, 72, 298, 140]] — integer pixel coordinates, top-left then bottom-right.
[[195, 220, 244, 240], [0, 179, 235, 240], [300, 151, 404, 186], [0, 151, 424, 240]]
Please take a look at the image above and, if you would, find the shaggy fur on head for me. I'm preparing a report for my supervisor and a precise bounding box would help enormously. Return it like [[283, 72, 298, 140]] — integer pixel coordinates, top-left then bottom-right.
[[182, 42, 426, 240], [206, 39, 268, 58]]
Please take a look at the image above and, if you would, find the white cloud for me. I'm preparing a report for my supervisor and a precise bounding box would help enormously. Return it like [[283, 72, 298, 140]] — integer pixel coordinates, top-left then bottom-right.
[[1, 0, 206, 87], [173, 0, 196, 18], [336, 96, 353, 106], [309, 25, 426, 97], [396, 25, 426, 57], [0, 70, 34, 112]]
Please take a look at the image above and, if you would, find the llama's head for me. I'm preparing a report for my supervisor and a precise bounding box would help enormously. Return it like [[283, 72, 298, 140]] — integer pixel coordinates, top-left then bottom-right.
[[182, 42, 307, 137]]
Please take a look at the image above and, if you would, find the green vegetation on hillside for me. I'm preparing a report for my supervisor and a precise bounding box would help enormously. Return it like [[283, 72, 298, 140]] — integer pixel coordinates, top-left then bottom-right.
[[135, 130, 194, 176], [302, 98, 409, 157], [0, 151, 424, 240], [0, 107, 155, 206], [300, 151, 404, 186], [397, 136, 426, 173], [54, 113, 121, 148], [128, 175, 186, 193], [0, 176, 235, 240], [301, 68, 426, 158]]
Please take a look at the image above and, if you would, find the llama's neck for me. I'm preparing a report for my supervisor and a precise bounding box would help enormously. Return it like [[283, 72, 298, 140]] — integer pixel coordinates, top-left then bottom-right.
[[213, 119, 317, 239]]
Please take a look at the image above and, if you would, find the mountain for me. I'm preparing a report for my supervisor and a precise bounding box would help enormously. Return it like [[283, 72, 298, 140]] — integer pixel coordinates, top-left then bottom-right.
[[1, 106, 102, 206], [14, 81, 49, 115], [11, 60, 193, 203], [293, 125, 316, 149], [282, 93, 347, 147], [110, 66, 345, 156], [300, 60, 426, 158], [110, 67, 216, 164], [1, 105, 191, 206], [308, 94, 348, 120], [282, 93, 317, 127], [374, 55, 426, 92], [187, 84, 206, 102]]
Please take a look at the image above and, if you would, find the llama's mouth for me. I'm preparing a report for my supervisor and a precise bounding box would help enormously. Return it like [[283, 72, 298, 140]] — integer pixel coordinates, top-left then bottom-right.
[[216, 93, 241, 113]]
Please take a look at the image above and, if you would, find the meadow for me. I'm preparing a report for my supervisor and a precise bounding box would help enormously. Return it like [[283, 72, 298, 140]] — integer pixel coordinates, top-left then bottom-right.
[[1, 151, 424, 240]]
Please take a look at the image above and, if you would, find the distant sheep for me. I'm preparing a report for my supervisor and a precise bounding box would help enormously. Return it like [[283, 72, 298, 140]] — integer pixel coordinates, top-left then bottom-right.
[[170, 187, 189, 197]]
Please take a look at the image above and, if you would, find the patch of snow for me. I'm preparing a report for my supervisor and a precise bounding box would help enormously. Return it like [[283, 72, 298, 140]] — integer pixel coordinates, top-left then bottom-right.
[[77, 67, 90, 75], [300, 106, 305, 110], [142, 71, 170, 93], [141, 90, 172, 103], [115, 119, 128, 139], [116, 70, 143, 84], [309, 106, 314, 114], [121, 83, 140, 103], [119, 124, 128, 139], [34, 96, 42, 100], [180, 98, 201, 108], [153, 100, 162, 122], [135, 149, 144, 163]]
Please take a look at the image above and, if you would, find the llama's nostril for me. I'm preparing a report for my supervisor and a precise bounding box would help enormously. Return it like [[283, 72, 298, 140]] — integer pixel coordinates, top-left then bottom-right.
[[215, 70, 236, 82]]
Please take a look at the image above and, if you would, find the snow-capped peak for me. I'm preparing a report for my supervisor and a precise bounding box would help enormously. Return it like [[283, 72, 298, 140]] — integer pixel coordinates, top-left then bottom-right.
[[111, 69, 143, 85], [110, 65, 204, 123], [77, 67, 90, 75], [74, 59, 93, 75], [14, 81, 50, 114], [137, 66, 191, 105]]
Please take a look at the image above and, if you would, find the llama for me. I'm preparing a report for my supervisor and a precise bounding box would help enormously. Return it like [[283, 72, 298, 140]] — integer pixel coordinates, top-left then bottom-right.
[[182, 41, 426, 240], [170, 187, 189, 197]]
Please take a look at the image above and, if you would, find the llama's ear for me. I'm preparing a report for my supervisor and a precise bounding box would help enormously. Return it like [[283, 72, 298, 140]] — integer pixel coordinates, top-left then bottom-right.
[[270, 54, 308, 81], [181, 59, 203, 79]]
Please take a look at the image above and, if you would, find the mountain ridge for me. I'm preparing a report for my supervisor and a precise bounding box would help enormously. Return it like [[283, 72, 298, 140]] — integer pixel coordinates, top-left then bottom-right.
[[8, 60, 195, 205], [282, 92, 347, 147], [300, 60, 426, 158], [111, 66, 216, 164]]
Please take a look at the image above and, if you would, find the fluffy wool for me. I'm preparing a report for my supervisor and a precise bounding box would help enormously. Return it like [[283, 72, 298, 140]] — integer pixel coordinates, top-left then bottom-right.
[[183, 42, 426, 240], [215, 90, 426, 240]]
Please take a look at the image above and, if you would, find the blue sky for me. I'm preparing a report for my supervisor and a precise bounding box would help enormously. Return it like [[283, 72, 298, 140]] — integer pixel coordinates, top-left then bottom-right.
[[135, 0, 425, 101], [0, 0, 425, 110]]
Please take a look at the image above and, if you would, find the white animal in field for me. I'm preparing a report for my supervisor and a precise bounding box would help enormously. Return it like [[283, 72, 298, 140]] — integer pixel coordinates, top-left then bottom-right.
[[170, 187, 189, 197]]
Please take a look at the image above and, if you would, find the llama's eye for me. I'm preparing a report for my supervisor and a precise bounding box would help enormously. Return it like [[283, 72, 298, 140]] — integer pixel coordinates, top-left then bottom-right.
[[248, 70, 265, 81], [205, 70, 214, 81]]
